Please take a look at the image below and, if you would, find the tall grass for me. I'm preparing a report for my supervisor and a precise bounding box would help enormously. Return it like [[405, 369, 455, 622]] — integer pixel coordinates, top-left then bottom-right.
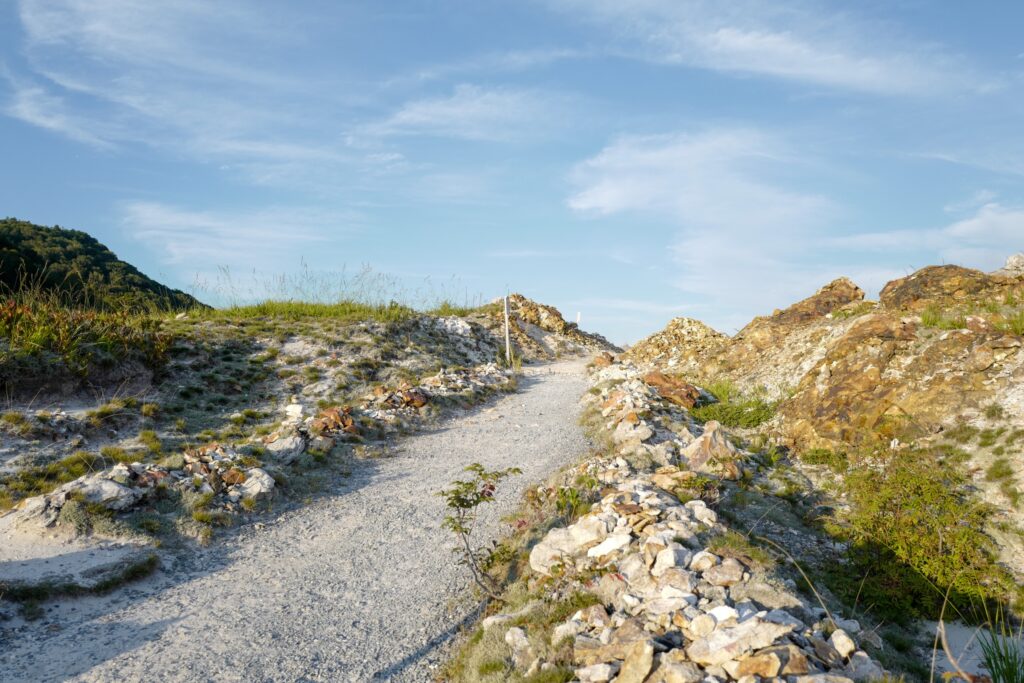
[[195, 299, 416, 323], [0, 280, 170, 379], [188, 263, 486, 313]]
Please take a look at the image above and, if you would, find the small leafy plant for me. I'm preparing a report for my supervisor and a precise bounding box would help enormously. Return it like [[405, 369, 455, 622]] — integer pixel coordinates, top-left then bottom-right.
[[439, 463, 521, 600]]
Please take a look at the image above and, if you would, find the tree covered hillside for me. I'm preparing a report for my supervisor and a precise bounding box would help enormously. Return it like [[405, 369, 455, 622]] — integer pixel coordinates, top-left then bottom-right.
[[0, 218, 203, 311]]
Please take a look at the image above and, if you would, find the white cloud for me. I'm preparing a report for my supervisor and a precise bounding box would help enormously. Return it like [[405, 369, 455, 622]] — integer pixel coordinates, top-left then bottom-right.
[[357, 84, 560, 142], [120, 201, 353, 269], [548, 0, 984, 95], [3, 76, 112, 148], [825, 203, 1024, 272], [568, 128, 838, 331]]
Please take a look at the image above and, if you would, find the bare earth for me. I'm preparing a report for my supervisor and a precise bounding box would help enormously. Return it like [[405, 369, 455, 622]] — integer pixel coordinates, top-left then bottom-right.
[[0, 360, 590, 682]]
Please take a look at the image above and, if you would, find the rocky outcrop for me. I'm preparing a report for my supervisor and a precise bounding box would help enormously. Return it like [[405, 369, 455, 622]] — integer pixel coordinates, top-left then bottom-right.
[[485, 359, 886, 682], [879, 264, 1022, 311], [483, 294, 620, 360], [630, 261, 1024, 450]]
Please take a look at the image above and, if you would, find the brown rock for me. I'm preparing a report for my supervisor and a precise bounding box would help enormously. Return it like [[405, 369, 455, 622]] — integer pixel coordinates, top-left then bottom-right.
[[681, 421, 742, 480], [222, 468, 246, 486], [735, 651, 782, 678], [643, 371, 702, 409]]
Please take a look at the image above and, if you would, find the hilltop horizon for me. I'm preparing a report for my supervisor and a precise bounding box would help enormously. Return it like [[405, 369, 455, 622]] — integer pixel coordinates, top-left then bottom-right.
[[3, 1, 1024, 342]]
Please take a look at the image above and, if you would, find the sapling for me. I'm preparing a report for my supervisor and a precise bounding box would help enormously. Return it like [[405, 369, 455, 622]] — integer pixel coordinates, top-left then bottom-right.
[[439, 463, 521, 601]]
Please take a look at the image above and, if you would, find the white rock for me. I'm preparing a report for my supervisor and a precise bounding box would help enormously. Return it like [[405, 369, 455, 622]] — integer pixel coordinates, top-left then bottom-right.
[[239, 468, 275, 500], [689, 613, 717, 638], [587, 533, 632, 558], [764, 609, 806, 630], [686, 618, 794, 666], [652, 548, 693, 577], [551, 619, 584, 645], [708, 605, 739, 624], [830, 629, 857, 659], [265, 434, 304, 463], [844, 651, 885, 682], [60, 476, 141, 511], [689, 550, 719, 572]]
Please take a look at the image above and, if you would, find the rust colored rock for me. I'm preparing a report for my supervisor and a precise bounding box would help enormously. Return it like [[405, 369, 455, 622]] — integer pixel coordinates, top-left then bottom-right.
[[400, 389, 428, 408], [880, 264, 1012, 310], [765, 277, 865, 327], [643, 371, 701, 409], [222, 468, 246, 486], [311, 406, 359, 435], [592, 352, 615, 368]]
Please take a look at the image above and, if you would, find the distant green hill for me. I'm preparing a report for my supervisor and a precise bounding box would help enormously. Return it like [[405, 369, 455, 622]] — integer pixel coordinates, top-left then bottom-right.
[[0, 218, 204, 311]]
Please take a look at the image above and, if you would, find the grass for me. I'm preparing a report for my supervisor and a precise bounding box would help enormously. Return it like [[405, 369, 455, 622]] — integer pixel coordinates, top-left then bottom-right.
[[0, 285, 171, 383], [692, 380, 776, 429], [707, 529, 775, 568], [977, 609, 1024, 683], [0, 450, 113, 510], [194, 299, 416, 323], [801, 447, 848, 473], [0, 553, 159, 608], [920, 305, 968, 330]]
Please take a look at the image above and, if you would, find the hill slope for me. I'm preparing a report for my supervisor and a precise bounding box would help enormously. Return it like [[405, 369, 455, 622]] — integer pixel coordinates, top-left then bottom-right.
[[0, 218, 202, 311]]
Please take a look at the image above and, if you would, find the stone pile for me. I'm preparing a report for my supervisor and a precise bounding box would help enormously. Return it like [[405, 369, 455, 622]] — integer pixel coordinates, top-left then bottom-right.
[[487, 356, 886, 682], [589, 362, 746, 483], [12, 447, 276, 528]]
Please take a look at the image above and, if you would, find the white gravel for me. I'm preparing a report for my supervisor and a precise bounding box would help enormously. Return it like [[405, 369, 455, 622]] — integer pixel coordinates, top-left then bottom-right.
[[0, 359, 590, 682]]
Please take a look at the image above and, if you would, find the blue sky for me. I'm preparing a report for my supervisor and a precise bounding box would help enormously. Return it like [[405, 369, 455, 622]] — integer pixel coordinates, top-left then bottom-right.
[[1, 1, 1023, 344]]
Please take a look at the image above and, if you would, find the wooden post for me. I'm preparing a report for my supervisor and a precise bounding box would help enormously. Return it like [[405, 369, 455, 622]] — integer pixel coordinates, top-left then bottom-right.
[[503, 295, 512, 365]]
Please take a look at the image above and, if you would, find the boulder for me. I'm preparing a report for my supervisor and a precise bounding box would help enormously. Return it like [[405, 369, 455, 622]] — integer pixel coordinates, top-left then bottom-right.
[[681, 421, 742, 480], [264, 434, 304, 464], [616, 640, 655, 683], [686, 618, 794, 666], [575, 662, 620, 683], [60, 475, 141, 511], [238, 468, 275, 500], [643, 371, 701, 408]]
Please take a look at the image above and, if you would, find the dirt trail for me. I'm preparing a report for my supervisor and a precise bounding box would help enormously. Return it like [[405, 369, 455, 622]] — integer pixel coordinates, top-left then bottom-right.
[[0, 360, 591, 682]]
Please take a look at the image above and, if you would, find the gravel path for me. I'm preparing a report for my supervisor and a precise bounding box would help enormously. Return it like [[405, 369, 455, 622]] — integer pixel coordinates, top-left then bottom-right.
[[0, 359, 590, 682]]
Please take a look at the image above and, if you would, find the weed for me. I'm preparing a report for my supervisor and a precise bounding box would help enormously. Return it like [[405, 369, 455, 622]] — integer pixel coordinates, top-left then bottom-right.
[[140, 402, 160, 418], [945, 423, 979, 444], [985, 404, 1006, 420], [707, 530, 775, 568], [439, 463, 522, 600], [801, 447, 848, 473], [987, 458, 1014, 482]]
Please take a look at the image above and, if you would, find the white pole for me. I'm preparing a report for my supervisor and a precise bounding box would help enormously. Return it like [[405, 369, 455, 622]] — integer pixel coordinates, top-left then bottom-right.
[[504, 295, 512, 365], [576, 311, 581, 325]]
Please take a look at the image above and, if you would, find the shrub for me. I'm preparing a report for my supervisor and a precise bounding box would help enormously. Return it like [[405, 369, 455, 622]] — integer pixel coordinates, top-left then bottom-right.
[[837, 449, 1017, 620], [438, 463, 521, 600]]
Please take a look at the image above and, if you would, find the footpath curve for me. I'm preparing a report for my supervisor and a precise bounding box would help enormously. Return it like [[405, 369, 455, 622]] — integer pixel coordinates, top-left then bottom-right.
[[0, 359, 591, 682]]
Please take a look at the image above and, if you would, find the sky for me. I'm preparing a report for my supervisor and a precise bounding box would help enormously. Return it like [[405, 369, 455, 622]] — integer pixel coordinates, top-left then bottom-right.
[[1, 1, 1023, 344]]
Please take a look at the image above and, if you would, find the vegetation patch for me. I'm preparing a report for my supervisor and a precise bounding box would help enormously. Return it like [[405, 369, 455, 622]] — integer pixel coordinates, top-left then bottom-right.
[[692, 380, 776, 428]]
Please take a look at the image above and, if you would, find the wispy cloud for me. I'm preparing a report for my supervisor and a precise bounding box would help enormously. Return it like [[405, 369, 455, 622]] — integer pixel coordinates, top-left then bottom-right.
[[548, 0, 986, 95], [356, 84, 563, 142], [568, 127, 841, 330], [2, 74, 113, 148], [120, 201, 354, 269], [824, 201, 1024, 272]]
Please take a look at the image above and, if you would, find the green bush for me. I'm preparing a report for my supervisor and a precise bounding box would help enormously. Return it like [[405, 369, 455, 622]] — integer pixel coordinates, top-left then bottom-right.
[[691, 380, 776, 428], [835, 449, 1017, 620]]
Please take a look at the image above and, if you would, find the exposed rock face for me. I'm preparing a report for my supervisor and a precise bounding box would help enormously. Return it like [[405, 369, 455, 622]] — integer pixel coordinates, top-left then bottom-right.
[[994, 253, 1024, 276], [879, 264, 1020, 310], [630, 262, 1024, 452], [484, 293, 620, 359]]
